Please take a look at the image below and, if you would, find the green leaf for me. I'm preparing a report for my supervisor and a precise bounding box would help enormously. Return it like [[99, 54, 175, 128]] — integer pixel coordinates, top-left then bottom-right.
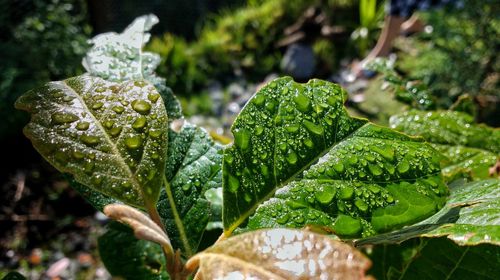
[[356, 178, 500, 246], [15, 75, 168, 207], [186, 228, 372, 279], [390, 110, 499, 180], [82, 14, 182, 120], [224, 77, 448, 237], [1, 272, 26, 280], [157, 122, 223, 257], [368, 237, 500, 280], [98, 222, 169, 280]]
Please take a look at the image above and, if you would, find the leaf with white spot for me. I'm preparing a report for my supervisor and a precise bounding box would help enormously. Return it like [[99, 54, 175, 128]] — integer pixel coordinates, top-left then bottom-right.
[[186, 228, 371, 280]]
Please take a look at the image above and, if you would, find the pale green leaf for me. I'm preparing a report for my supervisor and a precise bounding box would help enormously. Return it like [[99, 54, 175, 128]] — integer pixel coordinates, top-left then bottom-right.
[[186, 228, 372, 280], [15, 75, 168, 206], [224, 77, 448, 237]]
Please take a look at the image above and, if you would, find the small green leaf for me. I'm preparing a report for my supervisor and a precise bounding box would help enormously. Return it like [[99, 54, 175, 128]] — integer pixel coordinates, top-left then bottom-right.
[[157, 122, 223, 257], [82, 14, 182, 120], [1, 272, 26, 280], [186, 228, 372, 279], [98, 222, 168, 280], [390, 110, 499, 180], [224, 77, 448, 237], [356, 178, 500, 246], [15, 75, 168, 207]]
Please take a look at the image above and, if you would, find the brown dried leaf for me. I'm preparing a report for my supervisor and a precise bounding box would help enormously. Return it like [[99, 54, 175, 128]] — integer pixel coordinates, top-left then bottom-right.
[[186, 228, 371, 280]]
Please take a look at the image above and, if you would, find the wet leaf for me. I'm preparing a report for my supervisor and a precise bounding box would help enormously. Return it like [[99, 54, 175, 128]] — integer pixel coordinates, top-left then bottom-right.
[[368, 237, 500, 280], [355, 178, 500, 247], [82, 14, 181, 120], [15, 75, 168, 207], [157, 122, 223, 256], [390, 110, 499, 180], [224, 77, 448, 237], [186, 228, 371, 280], [98, 222, 168, 280]]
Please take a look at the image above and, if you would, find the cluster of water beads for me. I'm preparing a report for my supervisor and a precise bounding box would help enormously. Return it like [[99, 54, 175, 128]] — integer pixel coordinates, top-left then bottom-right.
[[22, 76, 169, 205]]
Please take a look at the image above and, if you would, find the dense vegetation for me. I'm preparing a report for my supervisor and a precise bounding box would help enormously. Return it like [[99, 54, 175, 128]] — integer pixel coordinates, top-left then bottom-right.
[[1, 0, 499, 279]]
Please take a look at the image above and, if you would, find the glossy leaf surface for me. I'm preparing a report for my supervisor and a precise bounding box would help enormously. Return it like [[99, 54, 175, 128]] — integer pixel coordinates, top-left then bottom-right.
[[82, 14, 181, 120], [390, 110, 499, 180], [368, 237, 500, 280], [157, 122, 223, 256], [224, 77, 448, 237], [15, 75, 168, 206], [356, 178, 500, 247], [186, 228, 371, 280], [98, 222, 168, 280]]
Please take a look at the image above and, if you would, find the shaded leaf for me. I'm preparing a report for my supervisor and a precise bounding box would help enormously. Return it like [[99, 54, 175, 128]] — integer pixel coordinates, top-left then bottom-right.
[[98, 222, 168, 280], [356, 178, 500, 247], [157, 122, 223, 256], [224, 77, 448, 237], [15, 75, 168, 207], [186, 228, 371, 280], [390, 110, 499, 180], [367, 237, 500, 280], [82, 14, 181, 120], [1, 272, 26, 280]]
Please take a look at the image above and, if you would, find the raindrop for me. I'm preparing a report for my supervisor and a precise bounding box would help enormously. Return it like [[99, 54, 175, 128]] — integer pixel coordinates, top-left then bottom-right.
[[76, 121, 90, 131], [109, 126, 122, 137], [234, 129, 251, 151], [80, 135, 100, 146], [132, 116, 147, 130], [293, 91, 311, 113], [286, 150, 298, 165], [303, 120, 324, 135], [112, 105, 125, 114], [92, 102, 104, 110], [131, 100, 152, 115], [340, 187, 354, 200], [125, 135, 142, 149], [51, 112, 79, 124], [228, 174, 240, 193]]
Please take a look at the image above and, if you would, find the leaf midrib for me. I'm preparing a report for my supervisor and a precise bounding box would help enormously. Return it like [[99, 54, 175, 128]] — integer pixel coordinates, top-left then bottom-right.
[[63, 79, 144, 202]]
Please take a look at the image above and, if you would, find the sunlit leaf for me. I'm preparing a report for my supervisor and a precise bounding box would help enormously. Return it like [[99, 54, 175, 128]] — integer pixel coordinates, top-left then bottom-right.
[[82, 14, 182, 120], [15, 75, 168, 207], [186, 228, 371, 280], [390, 110, 500, 180], [224, 77, 448, 237], [356, 178, 500, 246]]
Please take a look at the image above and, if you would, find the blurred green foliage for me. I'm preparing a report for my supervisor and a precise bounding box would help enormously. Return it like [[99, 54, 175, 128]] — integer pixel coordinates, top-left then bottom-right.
[[0, 0, 91, 137], [147, 0, 361, 97], [396, 0, 499, 109]]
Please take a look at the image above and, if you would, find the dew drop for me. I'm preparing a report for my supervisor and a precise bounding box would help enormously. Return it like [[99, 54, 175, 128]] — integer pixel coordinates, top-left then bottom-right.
[[293, 91, 311, 113], [276, 213, 290, 224], [340, 187, 354, 200], [125, 135, 142, 149], [397, 160, 410, 174], [109, 126, 122, 137], [51, 112, 79, 124], [80, 135, 100, 146], [132, 116, 147, 130], [255, 126, 264, 136], [76, 121, 90, 131], [286, 150, 298, 165], [131, 100, 152, 115], [252, 94, 265, 106], [234, 129, 251, 151], [303, 120, 324, 135], [72, 150, 85, 160], [303, 138, 314, 148], [228, 174, 240, 193], [315, 186, 336, 204], [148, 93, 160, 103], [112, 105, 125, 114], [368, 164, 383, 176], [103, 120, 115, 129], [354, 199, 368, 212], [92, 102, 104, 110]]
